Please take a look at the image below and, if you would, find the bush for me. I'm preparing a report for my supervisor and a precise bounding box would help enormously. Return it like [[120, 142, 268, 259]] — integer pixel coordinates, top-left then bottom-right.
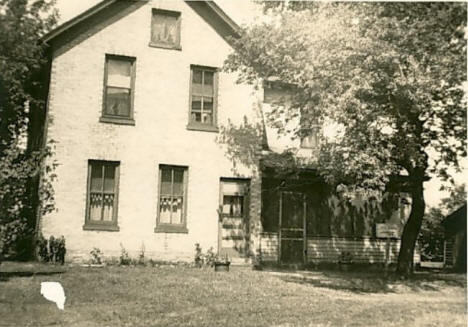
[[194, 243, 203, 267], [194, 243, 229, 268], [90, 247, 103, 265], [119, 244, 131, 266], [138, 243, 146, 266], [36, 234, 66, 264]]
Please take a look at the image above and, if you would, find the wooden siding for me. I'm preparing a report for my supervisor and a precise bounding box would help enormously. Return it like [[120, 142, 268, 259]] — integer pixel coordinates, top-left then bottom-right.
[[260, 233, 420, 264], [307, 237, 399, 263], [260, 232, 279, 261]]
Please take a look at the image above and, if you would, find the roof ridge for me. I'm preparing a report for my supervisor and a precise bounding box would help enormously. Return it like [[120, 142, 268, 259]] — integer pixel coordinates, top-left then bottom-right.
[[43, 0, 240, 43]]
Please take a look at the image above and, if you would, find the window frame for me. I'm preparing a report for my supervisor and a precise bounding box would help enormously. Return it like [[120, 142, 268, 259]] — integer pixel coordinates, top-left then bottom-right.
[[149, 8, 182, 50], [100, 54, 136, 126], [187, 65, 219, 132], [155, 164, 189, 233], [83, 160, 120, 231]]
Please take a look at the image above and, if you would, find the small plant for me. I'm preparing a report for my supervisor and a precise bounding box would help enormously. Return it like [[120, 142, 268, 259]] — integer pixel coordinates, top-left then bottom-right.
[[138, 243, 146, 266], [205, 247, 217, 267], [90, 247, 103, 265], [56, 236, 66, 264], [194, 243, 203, 268], [193, 243, 230, 269], [338, 251, 353, 264], [119, 243, 131, 266]]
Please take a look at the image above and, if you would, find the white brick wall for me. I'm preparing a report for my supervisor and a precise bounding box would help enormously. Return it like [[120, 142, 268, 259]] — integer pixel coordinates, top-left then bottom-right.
[[42, 0, 260, 262]]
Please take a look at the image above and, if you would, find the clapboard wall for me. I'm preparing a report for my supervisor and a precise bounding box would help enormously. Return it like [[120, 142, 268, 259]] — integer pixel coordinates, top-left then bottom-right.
[[259, 233, 420, 264]]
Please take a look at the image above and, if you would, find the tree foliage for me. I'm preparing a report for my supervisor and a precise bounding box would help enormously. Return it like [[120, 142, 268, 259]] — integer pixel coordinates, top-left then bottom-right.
[[225, 2, 466, 275], [0, 0, 57, 259]]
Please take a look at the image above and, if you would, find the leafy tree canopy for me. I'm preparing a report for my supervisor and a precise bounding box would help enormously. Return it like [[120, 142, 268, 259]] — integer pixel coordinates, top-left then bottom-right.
[[225, 2, 466, 275], [226, 2, 466, 189], [0, 0, 57, 259]]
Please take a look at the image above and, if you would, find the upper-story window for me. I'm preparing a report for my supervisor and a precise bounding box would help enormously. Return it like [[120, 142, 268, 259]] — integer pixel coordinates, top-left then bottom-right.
[[101, 55, 136, 125], [150, 9, 181, 50], [187, 65, 218, 132], [300, 126, 320, 149]]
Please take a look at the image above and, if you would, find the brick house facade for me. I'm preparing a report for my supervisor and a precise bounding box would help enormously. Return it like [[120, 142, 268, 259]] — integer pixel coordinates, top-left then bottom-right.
[[39, 0, 262, 263]]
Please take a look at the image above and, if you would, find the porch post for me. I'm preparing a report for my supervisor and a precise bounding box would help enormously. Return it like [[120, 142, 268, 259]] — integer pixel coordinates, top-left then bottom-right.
[[303, 193, 307, 265]]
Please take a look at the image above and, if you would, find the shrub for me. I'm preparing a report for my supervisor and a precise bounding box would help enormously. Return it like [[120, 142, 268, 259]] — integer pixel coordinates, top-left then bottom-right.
[[194, 243, 203, 267], [205, 247, 217, 267], [119, 243, 131, 266], [90, 247, 103, 265], [138, 243, 146, 266], [36, 234, 66, 264], [194, 244, 229, 268]]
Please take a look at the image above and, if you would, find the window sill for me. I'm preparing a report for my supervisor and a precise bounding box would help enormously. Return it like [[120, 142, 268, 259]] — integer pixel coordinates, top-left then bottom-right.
[[154, 225, 188, 234], [148, 42, 182, 51], [83, 224, 120, 232], [186, 123, 219, 133], [100, 116, 135, 126]]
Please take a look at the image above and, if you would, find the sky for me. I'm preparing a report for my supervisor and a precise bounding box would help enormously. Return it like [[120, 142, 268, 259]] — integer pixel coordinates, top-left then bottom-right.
[[55, 0, 260, 25], [53, 0, 466, 209]]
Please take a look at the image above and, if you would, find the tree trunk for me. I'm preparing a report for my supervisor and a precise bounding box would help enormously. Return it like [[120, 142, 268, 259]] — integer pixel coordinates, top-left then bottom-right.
[[396, 175, 425, 277]]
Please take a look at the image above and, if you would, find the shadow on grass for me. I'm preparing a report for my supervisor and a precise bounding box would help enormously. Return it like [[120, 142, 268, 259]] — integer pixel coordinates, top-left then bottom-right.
[[0, 270, 65, 282], [267, 268, 466, 294]]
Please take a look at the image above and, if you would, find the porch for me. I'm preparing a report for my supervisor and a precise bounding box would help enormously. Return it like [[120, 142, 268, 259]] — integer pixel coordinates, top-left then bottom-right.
[[256, 168, 412, 266]]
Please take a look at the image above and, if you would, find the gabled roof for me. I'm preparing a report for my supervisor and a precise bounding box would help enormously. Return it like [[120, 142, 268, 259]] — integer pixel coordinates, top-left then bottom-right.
[[43, 0, 241, 44]]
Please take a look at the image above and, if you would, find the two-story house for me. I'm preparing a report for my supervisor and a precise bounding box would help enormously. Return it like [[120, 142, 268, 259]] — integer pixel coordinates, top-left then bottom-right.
[[36, 0, 417, 266]]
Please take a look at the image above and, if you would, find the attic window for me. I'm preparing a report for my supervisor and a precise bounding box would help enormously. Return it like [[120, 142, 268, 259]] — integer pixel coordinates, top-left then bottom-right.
[[150, 9, 181, 50]]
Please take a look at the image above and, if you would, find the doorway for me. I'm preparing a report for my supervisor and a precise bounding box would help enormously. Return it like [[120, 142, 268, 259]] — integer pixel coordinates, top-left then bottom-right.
[[218, 178, 250, 260], [279, 191, 307, 264]]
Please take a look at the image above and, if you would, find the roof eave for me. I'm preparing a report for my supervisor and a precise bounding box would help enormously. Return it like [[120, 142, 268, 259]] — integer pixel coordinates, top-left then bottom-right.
[[42, 0, 240, 44]]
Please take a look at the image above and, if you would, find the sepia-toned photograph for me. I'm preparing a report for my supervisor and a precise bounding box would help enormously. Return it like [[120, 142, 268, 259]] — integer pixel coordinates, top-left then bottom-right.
[[0, 0, 466, 326]]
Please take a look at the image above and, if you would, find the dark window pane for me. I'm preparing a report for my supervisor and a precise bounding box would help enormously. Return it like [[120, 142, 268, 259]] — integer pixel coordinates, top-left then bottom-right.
[[151, 13, 178, 45], [203, 97, 213, 112], [173, 169, 184, 195], [105, 87, 130, 117], [192, 69, 203, 84], [104, 165, 115, 193], [203, 71, 214, 96], [161, 168, 172, 195], [191, 96, 202, 111], [191, 112, 201, 122], [204, 71, 214, 85], [90, 164, 103, 192]]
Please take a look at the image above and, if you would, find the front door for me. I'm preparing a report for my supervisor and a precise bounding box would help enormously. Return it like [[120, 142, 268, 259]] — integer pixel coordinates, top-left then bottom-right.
[[280, 191, 306, 264], [219, 179, 250, 260]]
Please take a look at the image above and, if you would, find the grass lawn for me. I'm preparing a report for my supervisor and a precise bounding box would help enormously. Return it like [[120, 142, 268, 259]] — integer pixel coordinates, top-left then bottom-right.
[[0, 262, 466, 327]]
